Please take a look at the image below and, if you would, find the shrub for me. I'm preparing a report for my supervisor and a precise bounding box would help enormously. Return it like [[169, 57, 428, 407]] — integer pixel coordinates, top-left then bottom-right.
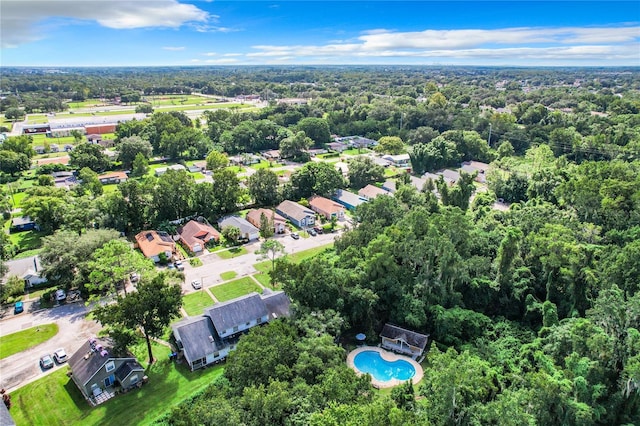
[[189, 258, 203, 267]]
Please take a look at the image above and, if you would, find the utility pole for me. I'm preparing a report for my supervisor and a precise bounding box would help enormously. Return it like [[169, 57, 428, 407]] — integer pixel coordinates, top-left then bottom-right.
[[487, 123, 492, 146]]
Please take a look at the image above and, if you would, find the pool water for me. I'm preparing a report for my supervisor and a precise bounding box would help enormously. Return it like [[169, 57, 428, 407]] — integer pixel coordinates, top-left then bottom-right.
[[353, 350, 415, 382]]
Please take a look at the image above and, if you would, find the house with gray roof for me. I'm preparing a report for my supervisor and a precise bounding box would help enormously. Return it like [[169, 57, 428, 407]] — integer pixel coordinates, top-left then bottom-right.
[[380, 323, 429, 360], [333, 189, 368, 211], [172, 316, 229, 371], [171, 290, 291, 371], [68, 338, 144, 406], [276, 200, 315, 228], [3, 256, 47, 287], [217, 216, 260, 241]]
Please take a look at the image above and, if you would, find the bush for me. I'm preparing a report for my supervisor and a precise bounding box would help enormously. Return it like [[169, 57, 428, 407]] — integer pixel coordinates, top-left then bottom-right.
[[189, 258, 203, 267], [0, 276, 25, 304]]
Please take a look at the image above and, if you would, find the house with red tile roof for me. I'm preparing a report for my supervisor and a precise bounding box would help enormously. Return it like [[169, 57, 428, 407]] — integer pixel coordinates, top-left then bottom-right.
[[134, 230, 176, 262], [246, 209, 287, 234], [309, 196, 345, 221], [178, 220, 220, 253]]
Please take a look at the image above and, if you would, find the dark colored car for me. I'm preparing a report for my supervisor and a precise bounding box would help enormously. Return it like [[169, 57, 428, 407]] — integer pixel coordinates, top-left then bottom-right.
[[313, 227, 324, 234], [40, 354, 54, 369]]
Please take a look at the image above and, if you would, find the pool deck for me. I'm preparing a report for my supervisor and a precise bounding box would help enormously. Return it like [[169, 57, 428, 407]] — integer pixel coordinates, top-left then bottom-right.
[[346, 346, 424, 388]]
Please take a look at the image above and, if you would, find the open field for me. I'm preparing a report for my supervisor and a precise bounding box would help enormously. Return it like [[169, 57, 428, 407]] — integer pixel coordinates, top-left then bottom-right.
[[0, 324, 59, 359], [210, 277, 261, 302]]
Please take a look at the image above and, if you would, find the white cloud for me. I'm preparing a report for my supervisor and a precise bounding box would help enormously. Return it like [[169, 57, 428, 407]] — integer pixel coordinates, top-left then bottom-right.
[[202, 52, 218, 56], [1, 0, 209, 48], [247, 26, 640, 65], [202, 58, 240, 64], [163, 46, 185, 51]]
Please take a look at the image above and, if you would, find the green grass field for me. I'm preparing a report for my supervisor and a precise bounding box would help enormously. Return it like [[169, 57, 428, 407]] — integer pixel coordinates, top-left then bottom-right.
[[0, 324, 59, 359], [252, 273, 275, 289], [215, 246, 248, 259], [220, 271, 237, 281], [210, 277, 261, 302], [9, 230, 46, 253], [249, 160, 271, 170], [253, 243, 334, 273], [182, 291, 215, 316], [8, 341, 224, 426]]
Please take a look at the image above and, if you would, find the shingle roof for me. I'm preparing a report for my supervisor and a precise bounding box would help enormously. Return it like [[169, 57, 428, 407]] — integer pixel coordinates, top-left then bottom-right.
[[217, 216, 259, 236], [114, 360, 144, 382], [333, 189, 367, 208], [179, 220, 220, 249], [309, 196, 344, 215], [172, 316, 222, 363], [358, 184, 390, 199], [68, 339, 116, 386], [206, 292, 268, 333], [276, 200, 315, 222], [380, 324, 429, 351], [246, 209, 287, 228], [261, 290, 291, 320], [3, 256, 42, 282]]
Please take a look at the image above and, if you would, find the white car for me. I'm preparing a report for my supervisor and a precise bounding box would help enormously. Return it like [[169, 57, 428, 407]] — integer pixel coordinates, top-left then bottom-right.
[[191, 280, 202, 290], [55, 289, 66, 302], [53, 348, 68, 364], [174, 261, 185, 271]]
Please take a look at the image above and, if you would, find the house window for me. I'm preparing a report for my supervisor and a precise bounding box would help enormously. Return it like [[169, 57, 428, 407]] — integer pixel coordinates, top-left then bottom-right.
[[104, 374, 115, 387], [245, 321, 251, 327], [257, 317, 263, 324], [233, 326, 239, 332], [130, 374, 139, 385], [105, 361, 115, 372], [213, 352, 220, 358]]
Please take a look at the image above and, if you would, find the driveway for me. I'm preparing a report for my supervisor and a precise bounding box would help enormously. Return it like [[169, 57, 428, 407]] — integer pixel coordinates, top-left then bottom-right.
[[181, 230, 341, 293], [0, 302, 102, 392]]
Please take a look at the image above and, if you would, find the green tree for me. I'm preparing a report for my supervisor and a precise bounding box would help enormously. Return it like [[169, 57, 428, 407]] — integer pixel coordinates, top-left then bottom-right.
[[131, 152, 149, 177], [221, 225, 241, 244], [69, 129, 83, 143], [288, 162, 346, 199], [2, 135, 35, 160], [4, 107, 25, 121], [94, 272, 182, 364], [37, 174, 54, 186], [296, 117, 331, 146], [256, 239, 286, 285], [259, 212, 274, 239], [151, 169, 194, 222], [248, 169, 280, 206], [212, 169, 244, 215], [87, 239, 154, 297], [279, 131, 312, 161], [205, 150, 229, 171], [69, 142, 110, 172], [0, 150, 30, 176], [77, 167, 103, 197], [117, 136, 153, 169], [21, 187, 68, 233], [348, 156, 385, 189], [375, 136, 405, 155]]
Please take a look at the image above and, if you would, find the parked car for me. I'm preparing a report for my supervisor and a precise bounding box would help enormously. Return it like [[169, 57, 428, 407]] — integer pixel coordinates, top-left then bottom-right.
[[40, 354, 54, 369], [174, 260, 185, 271], [53, 348, 68, 364], [308, 228, 317, 236], [14, 301, 24, 314], [167, 263, 176, 270], [55, 289, 66, 302], [290, 232, 300, 240], [313, 226, 324, 234], [191, 280, 202, 290]]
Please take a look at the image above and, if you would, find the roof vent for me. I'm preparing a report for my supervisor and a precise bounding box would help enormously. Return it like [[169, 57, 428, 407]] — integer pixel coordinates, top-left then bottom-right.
[[100, 349, 109, 357], [208, 335, 214, 343]]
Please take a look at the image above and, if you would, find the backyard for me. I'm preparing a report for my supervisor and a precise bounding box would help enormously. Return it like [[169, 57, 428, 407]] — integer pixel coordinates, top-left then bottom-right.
[[8, 341, 224, 426]]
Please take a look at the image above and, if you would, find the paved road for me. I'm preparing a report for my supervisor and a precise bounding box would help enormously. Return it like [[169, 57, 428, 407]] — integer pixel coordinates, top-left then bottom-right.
[[181, 230, 342, 293], [0, 302, 102, 392]]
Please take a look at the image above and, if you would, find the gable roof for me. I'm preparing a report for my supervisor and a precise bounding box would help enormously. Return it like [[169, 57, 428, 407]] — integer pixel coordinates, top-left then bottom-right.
[[68, 338, 133, 387], [309, 196, 344, 214], [173, 316, 223, 362], [114, 360, 144, 382], [134, 230, 175, 258], [276, 200, 314, 222], [179, 220, 220, 247], [11, 216, 35, 227], [261, 289, 291, 320], [3, 256, 42, 282], [206, 292, 268, 333], [246, 209, 286, 227], [333, 189, 367, 208], [358, 184, 390, 200], [217, 216, 259, 236], [380, 324, 429, 351]]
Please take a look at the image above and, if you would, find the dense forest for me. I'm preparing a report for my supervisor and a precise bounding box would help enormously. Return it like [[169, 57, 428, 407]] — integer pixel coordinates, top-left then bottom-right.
[[1, 67, 639, 424]]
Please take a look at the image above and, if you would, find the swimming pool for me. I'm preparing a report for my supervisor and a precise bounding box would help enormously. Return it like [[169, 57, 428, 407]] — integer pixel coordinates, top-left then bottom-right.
[[353, 350, 416, 382]]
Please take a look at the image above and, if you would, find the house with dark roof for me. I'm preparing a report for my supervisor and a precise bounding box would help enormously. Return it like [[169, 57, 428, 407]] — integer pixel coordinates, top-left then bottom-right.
[[380, 324, 429, 359], [172, 290, 291, 371], [246, 209, 287, 234], [276, 200, 315, 228], [460, 161, 491, 183], [0, 399, 15, 426], [172, 316, 230, 371], [178, 220, 220, 253], [332, 189, 368, 211], [134, 230, 176, 262], [309, 196, 345, 221], [98, 171, 128, 185], [382, 179, 397, 193], [217, 216, 260, 242], [68, 338, 145, 406]]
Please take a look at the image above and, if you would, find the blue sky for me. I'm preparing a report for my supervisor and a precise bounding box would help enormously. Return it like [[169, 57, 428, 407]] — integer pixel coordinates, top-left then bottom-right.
[[1, 1, 639, 66]]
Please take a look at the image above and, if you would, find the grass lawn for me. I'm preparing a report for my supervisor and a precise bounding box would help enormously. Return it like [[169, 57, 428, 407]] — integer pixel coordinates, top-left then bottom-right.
[[25, 114, 49, 124], [10, 191, 27, 208], [12, 248, 44, 259], [9, 230, 46, 253], [191, 172, 205, 180], [182, 291, 215, 316], [9, 341, 224, 426], [220, 271, 237, 281], [210, 277, 261, 302], [252, 272, 275, 289], [253, 243, 334, 272], [249, 160, 270, 170], [215, 246, 248, 259], [0, 324, 59, 359], [342, 148, 371, 155]]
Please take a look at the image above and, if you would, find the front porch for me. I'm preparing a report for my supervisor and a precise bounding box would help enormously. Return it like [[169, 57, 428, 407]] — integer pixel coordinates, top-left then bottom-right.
[[381, 339, 421, 359]]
